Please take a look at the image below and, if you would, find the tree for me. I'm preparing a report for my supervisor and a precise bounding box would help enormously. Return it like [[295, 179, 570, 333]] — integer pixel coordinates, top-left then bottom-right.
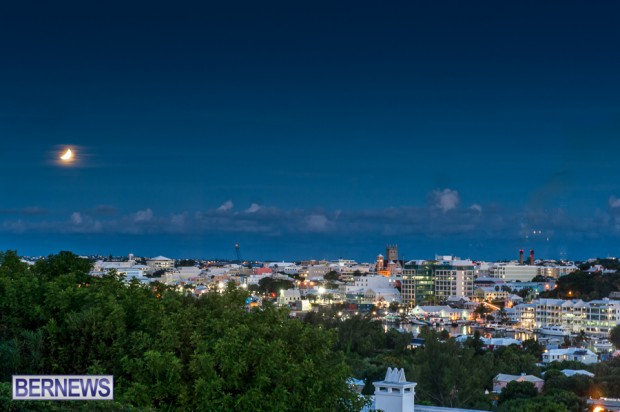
[[610, 325, 620, 349], [572, 330, 589, 347], [498, 381, 538, 405], [257, 277, 293, 294], [0, 251, 366, 411], [474, 304, 491, 320], [324, 270, 340, 281], [412, 331, 494, 408], [176, 259, 196, 267], [493, 345, 540, 376], [522, 339, 544, 359]]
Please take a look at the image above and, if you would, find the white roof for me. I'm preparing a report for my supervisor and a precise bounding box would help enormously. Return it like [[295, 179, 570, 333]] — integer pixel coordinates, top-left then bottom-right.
[[546, 348, 596, 356], [494, 373, 543, 383], [149, 255, 172, 261], [561, 369, 594, 377]]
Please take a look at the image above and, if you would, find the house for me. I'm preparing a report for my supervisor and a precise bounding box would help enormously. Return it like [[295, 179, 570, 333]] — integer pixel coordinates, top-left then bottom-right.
[[473, 286, 509, 302], [410, 305, 470, 323], [493, 373, 544, 393], [542, 348, 598, 365], [482, 338, 521, 350], [277, 289, 301, 306]]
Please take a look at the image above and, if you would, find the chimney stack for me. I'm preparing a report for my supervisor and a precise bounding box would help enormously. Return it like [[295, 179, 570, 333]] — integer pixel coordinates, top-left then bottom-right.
[[519, 249, 524, 265], [529, 250, 535, 265]]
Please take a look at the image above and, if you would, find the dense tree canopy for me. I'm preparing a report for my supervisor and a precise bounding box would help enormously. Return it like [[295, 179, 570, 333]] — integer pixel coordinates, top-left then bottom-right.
[[541, 270, 620, 300], [0, 251, 364, 411]]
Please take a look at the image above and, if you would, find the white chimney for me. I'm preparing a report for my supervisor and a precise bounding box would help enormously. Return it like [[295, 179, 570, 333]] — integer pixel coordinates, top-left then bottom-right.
[[373, 367, 416, 412]]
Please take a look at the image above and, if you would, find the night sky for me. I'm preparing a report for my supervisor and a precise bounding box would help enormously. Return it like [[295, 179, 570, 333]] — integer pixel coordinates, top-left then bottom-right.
[[2, 1, 620, 261]]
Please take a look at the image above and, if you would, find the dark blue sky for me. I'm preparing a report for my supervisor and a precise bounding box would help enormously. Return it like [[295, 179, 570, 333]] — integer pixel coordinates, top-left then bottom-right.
[[2, 1, 620, 261]]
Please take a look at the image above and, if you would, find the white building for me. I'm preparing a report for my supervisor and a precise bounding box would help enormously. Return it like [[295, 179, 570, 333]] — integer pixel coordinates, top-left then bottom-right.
[[91, 260, 150, 283], [513, 303, 536, 330], [304, 264, 331, 278], [542, 348, 598, 365], [473, 286, 509, 302], [433, 257, 475, 302], [146, 255, 175, 270], [277, 289, 301, 306], [489, 262, 577, 282], [528, 298, 620, 335], [364, 288, 401, 306], [343, 275, 392, 292], [410, 305, 470, 323], [489, 263, 538, 282]]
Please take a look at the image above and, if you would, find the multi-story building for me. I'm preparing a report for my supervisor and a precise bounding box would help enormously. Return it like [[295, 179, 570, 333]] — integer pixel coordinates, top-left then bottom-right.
[[473, 286, 509, 303], [433, 258, 475, 303], [401, 257, 474, 306], [489, 262, 577, 282], [402, 260, 435, 307], [513, 298, 620, 335], [582, 299, 620, 335], [514, 303, 536, 330], [489, 263, 538, 282], [146, 255, 175, 270]]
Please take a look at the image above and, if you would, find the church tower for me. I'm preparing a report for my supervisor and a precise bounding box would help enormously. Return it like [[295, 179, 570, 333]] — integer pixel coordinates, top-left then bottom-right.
[[386, 244, 399, 263]]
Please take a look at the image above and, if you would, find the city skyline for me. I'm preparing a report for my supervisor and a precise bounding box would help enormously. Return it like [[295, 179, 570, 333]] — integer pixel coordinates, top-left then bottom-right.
[[2, 1, 620, 260]]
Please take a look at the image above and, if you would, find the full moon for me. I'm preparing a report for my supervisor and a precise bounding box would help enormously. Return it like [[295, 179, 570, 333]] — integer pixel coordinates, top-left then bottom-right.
[[60, 148, 74, 161]]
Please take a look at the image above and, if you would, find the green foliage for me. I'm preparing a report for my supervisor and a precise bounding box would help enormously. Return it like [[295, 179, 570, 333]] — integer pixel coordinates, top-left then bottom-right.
[[610, 325, 620, 349], [544, 360, 590, 372], [412, 330, 494, 408], [324, 270, 340, 281], [522, 338, 544, 359], [498, 381, 538, 404], [0, 251, 364, 411], [176, 259, 196, 267], [543, 371, 595, 398], [498, 396, 569, 412], [492, 345, 541, 376], [541, 270, 620, 300], [257, 276, 293, 294], [497, 388, 584, 412], [591, 355, 620, 397]]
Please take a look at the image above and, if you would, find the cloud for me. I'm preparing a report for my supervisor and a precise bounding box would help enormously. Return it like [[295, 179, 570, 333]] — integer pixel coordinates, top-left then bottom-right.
[[246, 203, 261, 213], [71, 212, 83, 225], [171, 213, 186, 227], [134, 208, 153, 222], [217, 200, 234, 211], [306, 214, 329, 232], [2, 191, 620, 245], [432, 188, 460, 212]]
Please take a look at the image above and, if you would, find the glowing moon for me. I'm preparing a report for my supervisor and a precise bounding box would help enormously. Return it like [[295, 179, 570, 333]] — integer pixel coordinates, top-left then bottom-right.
[[60, 149, 74, 161]]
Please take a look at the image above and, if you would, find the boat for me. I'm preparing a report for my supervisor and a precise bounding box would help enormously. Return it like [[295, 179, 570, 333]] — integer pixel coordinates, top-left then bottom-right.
[[409, 318, 431, 326], [535, 326, 571, 336]]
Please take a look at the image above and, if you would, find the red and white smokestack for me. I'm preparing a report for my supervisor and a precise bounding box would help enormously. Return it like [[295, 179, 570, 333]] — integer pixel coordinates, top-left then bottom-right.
[[519, 249, 524, 265], [529, 250, 534, 265]]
